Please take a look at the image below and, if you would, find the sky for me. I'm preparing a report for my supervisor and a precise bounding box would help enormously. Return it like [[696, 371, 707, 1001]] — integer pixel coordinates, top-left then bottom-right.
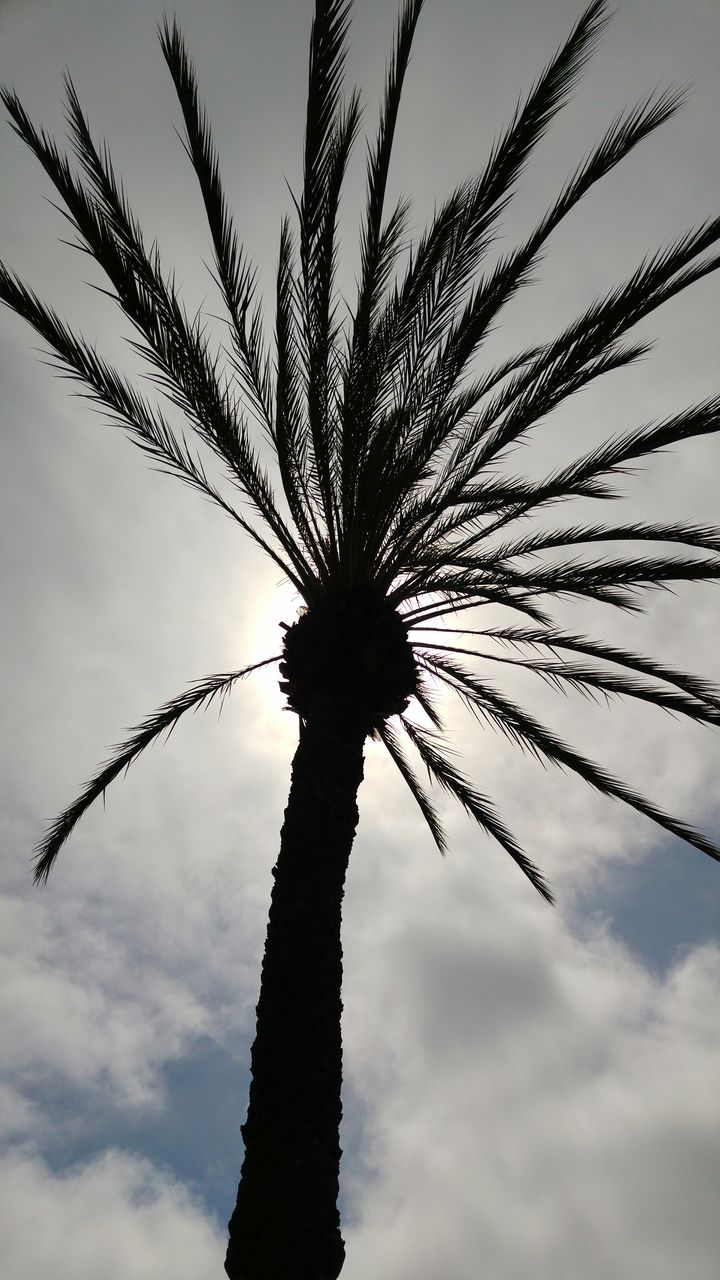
[[0, 0, 719, 1276]]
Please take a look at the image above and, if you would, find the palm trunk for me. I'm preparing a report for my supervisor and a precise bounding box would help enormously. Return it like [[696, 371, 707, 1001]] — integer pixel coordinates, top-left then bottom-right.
[[225, 696, 367, 1280]]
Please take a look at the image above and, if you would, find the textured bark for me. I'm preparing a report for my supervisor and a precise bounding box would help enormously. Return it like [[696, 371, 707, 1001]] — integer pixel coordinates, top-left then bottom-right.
[[225, 696, 367, 1280]]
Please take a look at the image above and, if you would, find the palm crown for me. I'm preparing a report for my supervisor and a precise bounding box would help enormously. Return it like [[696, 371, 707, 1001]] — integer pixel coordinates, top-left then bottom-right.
[[2, 0, 720, 904]]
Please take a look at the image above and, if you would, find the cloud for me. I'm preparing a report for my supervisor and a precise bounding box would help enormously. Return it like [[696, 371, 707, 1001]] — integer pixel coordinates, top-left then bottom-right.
[[0, 889, 213, 1121], [0, 1086, 41, 1142], [340, 842, 720, 1279], [0, 1149, 224, 1280]]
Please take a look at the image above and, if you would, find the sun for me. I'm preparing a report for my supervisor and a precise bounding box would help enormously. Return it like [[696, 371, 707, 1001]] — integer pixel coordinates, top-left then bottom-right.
[[247, 577, 305, 727]]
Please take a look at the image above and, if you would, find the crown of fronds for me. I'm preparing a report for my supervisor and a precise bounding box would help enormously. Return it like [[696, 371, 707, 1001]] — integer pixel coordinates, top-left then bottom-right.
[[3, 0, 720, 902]]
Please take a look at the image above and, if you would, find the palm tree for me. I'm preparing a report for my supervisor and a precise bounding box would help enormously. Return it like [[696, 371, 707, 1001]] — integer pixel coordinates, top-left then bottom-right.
[[1, 0, 719, 1274]]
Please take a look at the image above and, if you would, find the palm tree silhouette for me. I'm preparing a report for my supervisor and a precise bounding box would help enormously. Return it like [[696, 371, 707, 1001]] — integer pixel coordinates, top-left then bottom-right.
[[2, 0, 719, 1275]]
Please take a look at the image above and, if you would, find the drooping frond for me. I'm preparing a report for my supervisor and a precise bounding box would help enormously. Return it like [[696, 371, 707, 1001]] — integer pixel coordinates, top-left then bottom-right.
[[411, 670, 446, 730], [399, 717, 555, 903], [377, 719, 447, 853], [420, 651, 720, 865], [33, 657, 281, 885]]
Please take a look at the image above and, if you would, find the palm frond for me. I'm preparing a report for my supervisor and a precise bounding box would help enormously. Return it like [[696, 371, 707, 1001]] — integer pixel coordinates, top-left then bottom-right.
[[377, 720, 447, 853], [309, 87, 363, 531], [0, 265, 307, 586], [0, 83, 316, 593], [274, 217, 332, 579], [359, 0, 611, 484], [33, 657, 281, 885], [402, 394, 720, 566], [410, 671, 445, 730], [432, 85, 694, 471], [472, 393, 720, 532], [443, 227, 720, 487], [377, 95, 720, 561], [399, 717, 554, 902], [409, 550, 720, 603], [419, 519, 720, 574], [367, 342, 547, 586], [404, 584, 556, 629], [372, 0, 609, 403], [341, 0, 424, 553], [421, 652, 720, 865], [299, 0, 359, 564], [418, 640, 720, 728], [157, 19, 274, 434], [416, 623, 720, 713]]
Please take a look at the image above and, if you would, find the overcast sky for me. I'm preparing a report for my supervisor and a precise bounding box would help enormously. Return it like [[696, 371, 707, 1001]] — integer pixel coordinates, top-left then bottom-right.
[[1, 0, 719, 1277]]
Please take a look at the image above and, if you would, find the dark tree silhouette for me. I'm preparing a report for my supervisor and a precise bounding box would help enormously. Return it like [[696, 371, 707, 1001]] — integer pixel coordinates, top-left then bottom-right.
[[2, 1, 719, 1276]]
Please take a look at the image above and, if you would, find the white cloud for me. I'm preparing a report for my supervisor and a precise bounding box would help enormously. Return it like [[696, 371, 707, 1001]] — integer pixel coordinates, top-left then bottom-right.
[[0, 1150, 224, 1280], [0, 889, 210, 1108]]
